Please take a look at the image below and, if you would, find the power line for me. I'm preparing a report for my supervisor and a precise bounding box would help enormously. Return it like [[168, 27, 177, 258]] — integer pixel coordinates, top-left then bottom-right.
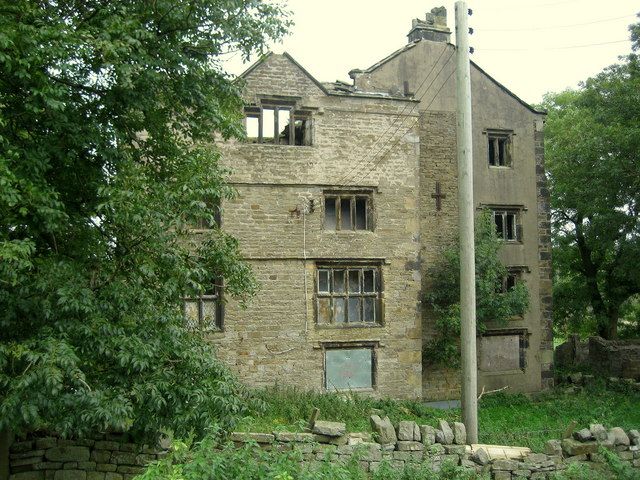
[[343, 44, 449, 174], [480, 0, 583, 12], [482, 14, 637, 32], [346, 66, 456, 186], [336, 48, 452, 186], [480, 39, 630, 52], [338, 51, 455, 185]]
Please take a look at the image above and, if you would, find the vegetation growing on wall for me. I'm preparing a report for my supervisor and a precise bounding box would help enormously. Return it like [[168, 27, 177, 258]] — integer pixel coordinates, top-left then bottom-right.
[[423, 211, 529, 366]]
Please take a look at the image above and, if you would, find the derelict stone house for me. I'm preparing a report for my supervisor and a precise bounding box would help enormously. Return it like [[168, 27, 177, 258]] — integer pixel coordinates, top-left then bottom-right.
[[191, 7, 553, 401]]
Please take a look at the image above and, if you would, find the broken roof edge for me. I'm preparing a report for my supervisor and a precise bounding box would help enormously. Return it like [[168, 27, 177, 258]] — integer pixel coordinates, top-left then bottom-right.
[[235, 51, 329, 95], [322, 82, 419, 102], [327, 91, 419, 102], [361, 39, 545, 116]]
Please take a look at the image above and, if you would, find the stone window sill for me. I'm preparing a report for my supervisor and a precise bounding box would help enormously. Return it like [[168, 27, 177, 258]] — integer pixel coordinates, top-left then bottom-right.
[[316, 323, 383, 330]]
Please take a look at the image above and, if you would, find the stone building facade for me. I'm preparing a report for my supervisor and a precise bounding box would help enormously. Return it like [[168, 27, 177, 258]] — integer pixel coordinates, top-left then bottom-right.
[[201, 7, 552, 401]]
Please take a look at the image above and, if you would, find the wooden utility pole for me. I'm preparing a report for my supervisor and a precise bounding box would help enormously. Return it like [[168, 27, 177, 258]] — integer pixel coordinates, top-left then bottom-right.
[[455, 0, 478, 444]]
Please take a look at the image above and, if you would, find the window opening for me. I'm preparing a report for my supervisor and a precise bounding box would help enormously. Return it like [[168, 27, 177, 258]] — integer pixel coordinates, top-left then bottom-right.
[[184, 285, 223, 331], [497, 269, 523, 294], [487, 132, 512, 167], [324, 193, 372, 231], [316, 266, 381, 325], [244, 105, 311, 146], [492, 209, 521, 241]]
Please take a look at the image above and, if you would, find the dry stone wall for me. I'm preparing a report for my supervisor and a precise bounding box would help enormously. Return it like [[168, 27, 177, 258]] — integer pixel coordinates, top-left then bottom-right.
[[7, 435, 167, 480], [7, 421, 640, 480], [229, 416, 640, 479], [555, 336, 640, 382]]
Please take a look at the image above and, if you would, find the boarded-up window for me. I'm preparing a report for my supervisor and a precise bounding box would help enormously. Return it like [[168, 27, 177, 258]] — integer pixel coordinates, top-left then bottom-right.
[[323, 192, 372, 231], [184, 285, 223, 331], [479, 334, 527, 371], [325, 348, 374, 390], [316, 266, 381, 325]]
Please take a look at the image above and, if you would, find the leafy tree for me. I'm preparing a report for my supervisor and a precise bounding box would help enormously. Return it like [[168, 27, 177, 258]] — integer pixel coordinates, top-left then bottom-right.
[[542, 16, 640, 339], [0, 0, 290, 439], [424, 211, 529, 366]]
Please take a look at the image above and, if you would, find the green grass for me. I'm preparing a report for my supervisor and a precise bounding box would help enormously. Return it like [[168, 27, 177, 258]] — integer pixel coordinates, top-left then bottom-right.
[[237, 380, 640, 452]]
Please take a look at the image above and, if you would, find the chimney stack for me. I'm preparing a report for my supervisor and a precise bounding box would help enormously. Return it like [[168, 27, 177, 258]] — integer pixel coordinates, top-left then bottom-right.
[[407, 7, 451, 43]]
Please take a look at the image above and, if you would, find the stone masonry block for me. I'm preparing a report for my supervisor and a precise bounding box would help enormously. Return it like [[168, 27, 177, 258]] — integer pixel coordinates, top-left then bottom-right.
[[396, 421, 417, 441], [312, 421, 346, 437], [45, 447, 90, 463]]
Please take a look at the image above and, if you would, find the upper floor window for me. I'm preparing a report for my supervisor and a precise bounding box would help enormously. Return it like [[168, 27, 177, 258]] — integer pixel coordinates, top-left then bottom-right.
[[492, 209, 522, 242], [497, 267, 525, 293], [487, 130, 513, 167], [245, 104, 312, 146], [316, 265, 382, 325], [324, 192, 372, 231], [184, 284, 223, 332]]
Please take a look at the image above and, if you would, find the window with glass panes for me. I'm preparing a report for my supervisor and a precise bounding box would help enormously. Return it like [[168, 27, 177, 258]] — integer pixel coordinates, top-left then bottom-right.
[[316, 266, 381, 325], [184, 286, 223, 331]]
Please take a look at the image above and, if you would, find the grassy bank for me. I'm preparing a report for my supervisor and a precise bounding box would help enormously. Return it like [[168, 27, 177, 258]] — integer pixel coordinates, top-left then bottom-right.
[[237, 380, 640, 452]]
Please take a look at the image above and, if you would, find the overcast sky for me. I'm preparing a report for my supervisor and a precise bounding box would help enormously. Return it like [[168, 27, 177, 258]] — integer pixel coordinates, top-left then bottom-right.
[[222, 0, 638, 105]]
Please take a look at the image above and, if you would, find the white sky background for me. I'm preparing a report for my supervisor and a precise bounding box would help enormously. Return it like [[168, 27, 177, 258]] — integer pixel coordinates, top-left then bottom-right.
[[222, 0, 638, 105]]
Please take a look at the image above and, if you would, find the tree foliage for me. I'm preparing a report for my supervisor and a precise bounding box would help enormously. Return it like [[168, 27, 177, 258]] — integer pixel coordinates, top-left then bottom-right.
[[541, 16, 640, 339], [0, 0, 290, 439], [424, 212, 529, 366]]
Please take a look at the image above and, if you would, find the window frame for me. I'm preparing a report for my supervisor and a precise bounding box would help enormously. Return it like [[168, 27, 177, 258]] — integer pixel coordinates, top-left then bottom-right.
[[492, 208, 522, 243], [498, 267, 525, 294], [183, 283, 224, 332], [244, 101, 312, 146], [315, 263, 383, 327], [485, 129, 514, 168], [323, 191, 374, 232], [322, 342, 378, 392]]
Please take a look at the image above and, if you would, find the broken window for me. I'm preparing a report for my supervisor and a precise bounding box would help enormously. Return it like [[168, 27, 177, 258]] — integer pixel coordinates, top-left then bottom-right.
[[244, 104, 312, 146], [184, 284, 223, 331], [497, 268, 523, 294], [479, 333, 527, 372], [492, 209, 521, 242], [487, 131, 513, 167], [323, 193, 372, 231], [325, 347, 374, 390], [316, 266, 381, 325]]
